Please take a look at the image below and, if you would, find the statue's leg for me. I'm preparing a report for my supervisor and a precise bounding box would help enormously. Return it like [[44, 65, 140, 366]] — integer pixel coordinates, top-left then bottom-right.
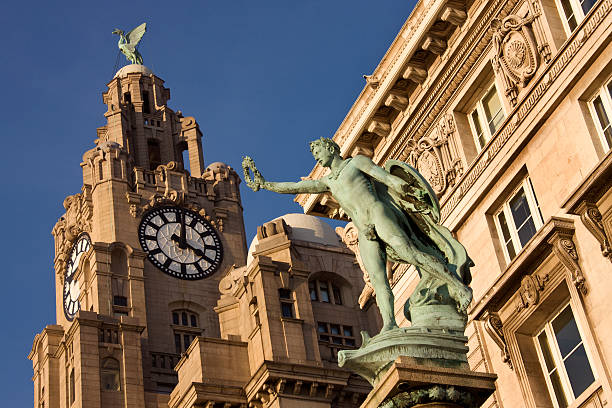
[[358, 234, 398, 332], [373, 210, 473, 312]]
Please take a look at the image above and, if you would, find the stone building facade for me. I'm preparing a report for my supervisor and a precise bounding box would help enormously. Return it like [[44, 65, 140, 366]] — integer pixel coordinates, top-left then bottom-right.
[[28, 65, 379, 407], [296, 0, 612, 407]]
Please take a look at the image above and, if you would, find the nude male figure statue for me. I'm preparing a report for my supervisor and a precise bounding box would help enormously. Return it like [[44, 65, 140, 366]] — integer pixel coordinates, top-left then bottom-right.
[[243, 138, 472, 333]]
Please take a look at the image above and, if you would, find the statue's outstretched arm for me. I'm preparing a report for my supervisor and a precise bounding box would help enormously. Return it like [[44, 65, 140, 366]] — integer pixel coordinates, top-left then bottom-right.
[[242, 156, 329, 194], [263, 179, 329, 194]]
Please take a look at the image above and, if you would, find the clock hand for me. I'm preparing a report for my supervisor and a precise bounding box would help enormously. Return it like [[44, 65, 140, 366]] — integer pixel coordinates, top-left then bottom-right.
[[170, 234, 205, 258], [179, 211, 187, 249]]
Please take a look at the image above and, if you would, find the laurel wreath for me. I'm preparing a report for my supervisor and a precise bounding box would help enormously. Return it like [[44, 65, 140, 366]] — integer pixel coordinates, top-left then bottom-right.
[[241, 156, 263, 192]]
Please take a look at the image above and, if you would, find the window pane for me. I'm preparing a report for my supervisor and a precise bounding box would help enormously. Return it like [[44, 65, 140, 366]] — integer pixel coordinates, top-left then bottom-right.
[[279, 288, 292, 299], [175, 334, 181, 354], [552, 306, 582, 358], [309, 281, 318, 300], [330, 324, 340, 335], [497, 212, 516, 259], [184, 334, 192, 350], [345, 338, 356, 347], [181, 312, 188, 326], [333, 286, 343, 305], [172, 312, 179, 325], [281, 302, 294, 318], [560, 0, 577, 30], [332, 337, 343, 345], [319, 282, 330, 302], [538, 331, 557, 372], [565, 344, 595, 397], [550, 369, 569, 408], [509, 188, 537, 246], [593, 96, 612, 149], [483, 87, 504, 135], [318, 322, 327, 333], [343, 326, 353, 337], [580, 0, 596, 15], [319, 335, 329, 342], [471, 110, 485, 148], [190, 314, 197, 327]]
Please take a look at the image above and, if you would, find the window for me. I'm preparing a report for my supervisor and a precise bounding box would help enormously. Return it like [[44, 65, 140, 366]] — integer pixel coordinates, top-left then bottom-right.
[[555, 0, 597, 33], [535, 304, 596, 407], [147, 139, 161, 170], [468, 84, 505, 150], [171, 310, 200, 353], [494, 177, 544, 262], [69, 368, 75, 404], [309, 279, 343, 305], [279, 288, 295, 318], [142, 90, 151, 114], [317, 322, 356, 347], [113, 296, 127, 307], [589, 79, 612, 152], [100, 358, 120, 391]]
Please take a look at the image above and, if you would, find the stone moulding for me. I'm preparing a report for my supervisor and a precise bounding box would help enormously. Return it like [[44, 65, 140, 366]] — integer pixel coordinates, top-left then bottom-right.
[[438, 0, 611, 223]]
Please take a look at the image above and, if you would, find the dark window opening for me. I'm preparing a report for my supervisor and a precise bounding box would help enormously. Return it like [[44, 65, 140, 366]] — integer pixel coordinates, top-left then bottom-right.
[[123, 92, 131, 103], [142, 91, 151, 114], [113, 296, 128, 307], [147, 139, 161, 170]]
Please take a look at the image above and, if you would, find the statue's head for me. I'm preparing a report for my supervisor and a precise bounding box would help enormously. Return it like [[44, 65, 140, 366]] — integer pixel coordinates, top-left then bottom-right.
[[309, 137, 340, 167]]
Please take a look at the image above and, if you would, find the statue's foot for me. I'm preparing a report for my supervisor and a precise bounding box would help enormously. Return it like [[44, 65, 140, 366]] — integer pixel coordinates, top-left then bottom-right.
[[379, 322, 399, 334]]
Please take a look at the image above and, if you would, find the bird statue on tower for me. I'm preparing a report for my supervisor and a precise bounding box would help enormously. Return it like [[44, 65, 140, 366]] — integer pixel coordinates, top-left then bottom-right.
[[112, 23, 147, 65]]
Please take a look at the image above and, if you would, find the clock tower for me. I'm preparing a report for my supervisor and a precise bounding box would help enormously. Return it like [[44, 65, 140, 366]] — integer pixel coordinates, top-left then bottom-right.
[[29, 64, 248, 408]]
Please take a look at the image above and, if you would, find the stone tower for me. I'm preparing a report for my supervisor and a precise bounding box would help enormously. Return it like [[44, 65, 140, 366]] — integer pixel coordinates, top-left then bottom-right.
[[29, 64, 248, 408]]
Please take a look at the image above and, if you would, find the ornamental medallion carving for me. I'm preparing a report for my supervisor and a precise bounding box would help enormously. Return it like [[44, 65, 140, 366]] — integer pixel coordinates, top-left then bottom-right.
[[491, 14, 540, 106], [405, 114, 463, 197], [516, 273, 548, 311]]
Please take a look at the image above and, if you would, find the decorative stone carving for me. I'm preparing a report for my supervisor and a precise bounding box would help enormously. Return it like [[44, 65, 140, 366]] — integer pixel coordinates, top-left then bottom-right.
[[52, 187, 93, 275], [549, 233, 587, 294], [516, 272, 548, 311], [491, 14, 540, 106], [405, 114, 464, 197], [380, 385, 478, 408], [483, 311, 513, 369], [577, 202, 612, 262]]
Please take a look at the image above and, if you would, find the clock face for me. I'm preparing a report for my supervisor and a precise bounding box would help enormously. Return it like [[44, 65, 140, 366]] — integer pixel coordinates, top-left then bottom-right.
[[63, 233, 92, 321], [138, 207, 223, 280]]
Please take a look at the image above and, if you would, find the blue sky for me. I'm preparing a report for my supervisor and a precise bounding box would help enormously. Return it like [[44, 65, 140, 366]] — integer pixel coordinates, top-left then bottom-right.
[[0, 1, 415, 404]]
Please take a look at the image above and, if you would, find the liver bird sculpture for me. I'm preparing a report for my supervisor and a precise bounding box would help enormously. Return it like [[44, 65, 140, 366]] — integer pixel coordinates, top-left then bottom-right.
[[112, 23, 147, 65]]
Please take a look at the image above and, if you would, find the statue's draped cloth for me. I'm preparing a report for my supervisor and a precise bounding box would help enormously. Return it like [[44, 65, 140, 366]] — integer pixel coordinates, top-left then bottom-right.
[[374, 160, 472, 285]]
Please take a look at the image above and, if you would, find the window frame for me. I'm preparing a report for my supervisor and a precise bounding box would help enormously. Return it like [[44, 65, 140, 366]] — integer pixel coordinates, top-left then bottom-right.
[[534, 302, 597, 408], [554, 0, 597, 35], [170, 309, 201, 354], [493, 177, 544, 263], [309, 279, 343, 305], [317, 322, 356, 347], [467, 83, 506, 151], [588, 78, 612, 152]]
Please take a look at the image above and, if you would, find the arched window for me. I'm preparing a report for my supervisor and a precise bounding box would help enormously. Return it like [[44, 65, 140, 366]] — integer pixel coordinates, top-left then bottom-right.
[[171, 309, 201, 354], [100, 358, 120, 391], [309, 279, 343, 305]]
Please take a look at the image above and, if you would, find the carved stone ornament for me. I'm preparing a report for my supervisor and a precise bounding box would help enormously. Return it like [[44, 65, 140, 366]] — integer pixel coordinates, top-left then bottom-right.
[[516, 272, 548, 311], [380, 385, 478, 408], [491, 14, 540, 106], [52, 188, 94, 275], [404, 114, 463, 197], [336, 223, 375, 308], [549, 233, 587, 294], [483, 311, 513, 369], [578, 202, 612, 262]]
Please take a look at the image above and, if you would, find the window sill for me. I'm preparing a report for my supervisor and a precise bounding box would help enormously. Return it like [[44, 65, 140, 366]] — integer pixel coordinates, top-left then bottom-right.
[[280, 317, 304, 324]]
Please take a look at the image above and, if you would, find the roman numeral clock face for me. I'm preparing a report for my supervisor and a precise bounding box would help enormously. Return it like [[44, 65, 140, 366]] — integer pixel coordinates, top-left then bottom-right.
[[63, 233, 92, 321], [138, 207, 223, 280]]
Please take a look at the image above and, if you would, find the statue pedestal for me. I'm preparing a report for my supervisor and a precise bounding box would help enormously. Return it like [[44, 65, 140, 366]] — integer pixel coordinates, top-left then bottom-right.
[[360, 356, 496, 408]]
